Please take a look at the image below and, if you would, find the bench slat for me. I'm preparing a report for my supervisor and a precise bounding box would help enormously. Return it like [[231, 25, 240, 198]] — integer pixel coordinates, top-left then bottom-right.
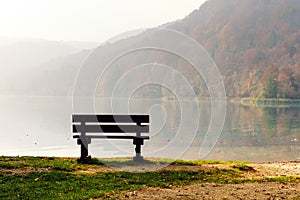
[[73, 135, 150, 140], [72, 115, 149, 123], [73, 124, 149, 133]]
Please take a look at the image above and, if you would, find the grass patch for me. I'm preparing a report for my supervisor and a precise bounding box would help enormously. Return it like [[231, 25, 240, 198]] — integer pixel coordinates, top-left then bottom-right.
[[170, 159, 250, 166], [232, 164, 256, 172], [0, 156, 298, 199], [0, 168, 240, 199], [0, 156, 250, 169], [0, 156, 85, 172], [264, 176, 300, 183], [98, 157, 155, 167]]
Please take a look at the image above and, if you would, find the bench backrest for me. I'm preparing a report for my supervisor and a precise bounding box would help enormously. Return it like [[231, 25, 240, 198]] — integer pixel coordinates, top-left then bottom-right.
[[72, 114, 149, 134]]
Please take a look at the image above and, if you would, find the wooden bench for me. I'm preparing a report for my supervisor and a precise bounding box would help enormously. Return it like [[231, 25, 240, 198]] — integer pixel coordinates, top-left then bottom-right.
[[72, 114, 150, 162]]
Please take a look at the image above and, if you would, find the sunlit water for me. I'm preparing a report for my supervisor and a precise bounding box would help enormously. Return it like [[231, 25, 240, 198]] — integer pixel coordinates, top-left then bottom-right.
[[0, 96, 299, 162]]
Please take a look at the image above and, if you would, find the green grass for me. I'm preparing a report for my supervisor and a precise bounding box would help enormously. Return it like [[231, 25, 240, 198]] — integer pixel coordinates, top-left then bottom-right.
[[0, 156, 298, 199], [0, 156, 86, 171], [263, 176, 300, 183], [0, 156, 249, 170], [0, 168, 239, 199], [98, 158, 250, 167], [170, 159, 250, 166], [232, 164, 256, 172]]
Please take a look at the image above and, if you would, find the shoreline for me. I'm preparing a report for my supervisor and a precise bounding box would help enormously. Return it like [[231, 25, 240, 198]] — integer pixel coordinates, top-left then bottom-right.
[[241, 98, 300, 107]]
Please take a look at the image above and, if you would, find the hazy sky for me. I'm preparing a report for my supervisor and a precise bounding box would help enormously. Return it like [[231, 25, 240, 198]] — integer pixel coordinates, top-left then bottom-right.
[[0, 0, 206, 42]]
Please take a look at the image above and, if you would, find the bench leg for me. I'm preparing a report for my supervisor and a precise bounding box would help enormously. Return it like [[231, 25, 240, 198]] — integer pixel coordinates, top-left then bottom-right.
[[78, 138, 91, 163], [133, 138, 144, 162], [81, 142, 88, 159]]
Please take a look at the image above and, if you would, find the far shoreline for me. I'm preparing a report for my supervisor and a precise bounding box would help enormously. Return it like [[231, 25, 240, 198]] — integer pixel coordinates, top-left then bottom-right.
[[240, 98, 300, 107]]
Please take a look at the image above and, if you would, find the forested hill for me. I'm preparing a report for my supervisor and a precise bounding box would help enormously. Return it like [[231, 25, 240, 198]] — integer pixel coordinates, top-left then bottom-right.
[[169, 0, 300, 98], [3, 0, 300, 98]]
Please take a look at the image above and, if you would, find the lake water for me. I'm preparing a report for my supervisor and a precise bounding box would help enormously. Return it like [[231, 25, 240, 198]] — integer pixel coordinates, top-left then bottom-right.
[[0, 96, 299, 162]]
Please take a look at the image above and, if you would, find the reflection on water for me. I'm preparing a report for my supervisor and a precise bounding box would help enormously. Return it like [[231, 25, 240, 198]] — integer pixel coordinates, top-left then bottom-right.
[[204, 103, 300, 162], [0, 96, 299, 162]]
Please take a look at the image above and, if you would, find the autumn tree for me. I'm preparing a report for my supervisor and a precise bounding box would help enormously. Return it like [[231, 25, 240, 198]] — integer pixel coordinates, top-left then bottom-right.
[[282, 65, 300, 98], [262, 65, 279, 98]]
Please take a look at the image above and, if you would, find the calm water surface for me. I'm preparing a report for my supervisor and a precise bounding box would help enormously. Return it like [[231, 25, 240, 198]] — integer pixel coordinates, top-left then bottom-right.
[[0, 96, 299, 162]]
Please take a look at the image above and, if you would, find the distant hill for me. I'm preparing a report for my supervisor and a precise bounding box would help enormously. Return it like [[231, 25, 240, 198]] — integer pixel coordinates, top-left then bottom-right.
[[0, 37, 98, 71], [0, 38, 96, 95], [3, 0, 300, 98]]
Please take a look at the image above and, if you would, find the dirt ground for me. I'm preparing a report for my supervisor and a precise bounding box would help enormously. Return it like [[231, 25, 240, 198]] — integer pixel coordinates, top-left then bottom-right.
[[117, 182, 299, 200], [115, 162, 300, 200]]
